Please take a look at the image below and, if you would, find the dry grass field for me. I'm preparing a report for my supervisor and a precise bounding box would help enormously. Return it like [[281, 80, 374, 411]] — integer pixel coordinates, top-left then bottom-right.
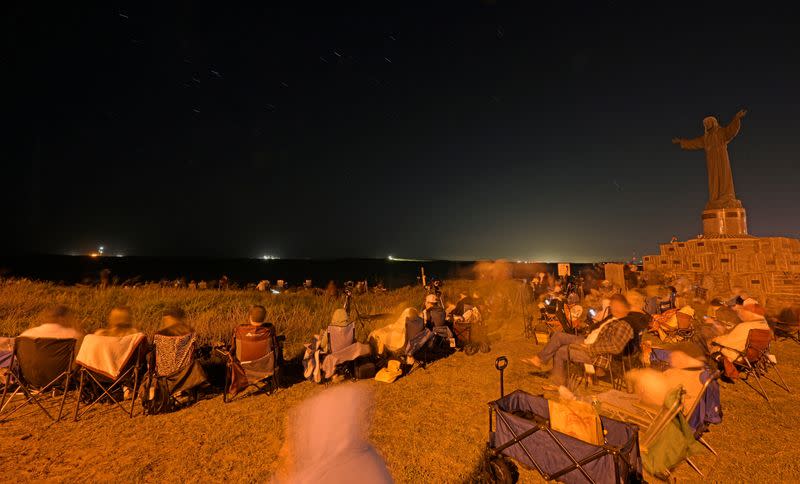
[[1, 280, 800, 483]]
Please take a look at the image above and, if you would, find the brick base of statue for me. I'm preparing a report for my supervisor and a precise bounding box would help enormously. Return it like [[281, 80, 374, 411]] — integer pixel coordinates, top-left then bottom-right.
[[643, 234, 800, 308], [701, 206, 748, 237]]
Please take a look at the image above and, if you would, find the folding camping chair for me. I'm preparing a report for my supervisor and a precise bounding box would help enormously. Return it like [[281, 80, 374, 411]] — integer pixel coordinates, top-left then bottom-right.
[[0, 337, 14, 395], [712, 328, 790, 404], [141, 333, 208, 415], [320, 319, 371, 381], [73, 333, 148, 420], [652, 309, 695, 343], [595, 378, 718, 478], [217, 324, 283, 402], [537, 299, 578, 336], [487, 357, 644, 484], [566, 346, 628, 392], [0, 337, 77, 423]]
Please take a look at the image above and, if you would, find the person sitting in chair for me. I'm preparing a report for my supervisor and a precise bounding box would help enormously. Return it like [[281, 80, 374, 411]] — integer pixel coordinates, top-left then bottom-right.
[[422, 294, 446, 328], [522, 294, 633, 385], [156, 307, 194, 336], [21, 305, 84, 341], [711, 298, 770, 361], [244, 305, 273, 329], [698, 298, 742, 346], [451, 291, 474, 319], [623, 291, 652, 335], [94, 306, 140, 337]]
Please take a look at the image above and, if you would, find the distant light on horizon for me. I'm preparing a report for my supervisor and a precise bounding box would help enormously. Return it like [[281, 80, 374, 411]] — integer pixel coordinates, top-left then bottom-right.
[[261, 254, 279, 260]]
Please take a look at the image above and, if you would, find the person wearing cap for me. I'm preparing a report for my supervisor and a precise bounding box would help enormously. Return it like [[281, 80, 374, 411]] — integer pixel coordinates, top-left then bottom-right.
[[94, 306, 140, 337], [422, 293, 447, 329]]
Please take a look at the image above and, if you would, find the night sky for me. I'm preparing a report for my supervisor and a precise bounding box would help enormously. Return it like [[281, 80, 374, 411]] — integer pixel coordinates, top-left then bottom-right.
[[5, 2, 800, 261]]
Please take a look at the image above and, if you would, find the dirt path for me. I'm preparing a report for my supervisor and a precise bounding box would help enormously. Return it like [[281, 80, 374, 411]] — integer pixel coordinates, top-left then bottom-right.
[[2, 327, 800, 483]]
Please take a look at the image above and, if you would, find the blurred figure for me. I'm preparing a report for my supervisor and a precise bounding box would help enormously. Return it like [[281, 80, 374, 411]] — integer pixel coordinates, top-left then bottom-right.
[[94, 306, 140, 337], [273, 384, 392, 484], [188, 280, 198, 290], [21, 305, 84, 341], [156, 307, 193, 336], [707, 298, 741, 326], [451, 291, 474, 319], [712, 298, 769, 361], [219, 275, 229, 291], [591, 298, 612, 326], [198, 280, 208, 290], [257, 280, 270, 292], [324, 280, 338, 298], [99, 268, 111, 289], [623, 291, 652, 335]]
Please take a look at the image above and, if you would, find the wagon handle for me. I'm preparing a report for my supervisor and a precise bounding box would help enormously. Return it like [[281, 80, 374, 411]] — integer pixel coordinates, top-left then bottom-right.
[[495, 356, 508, 398]]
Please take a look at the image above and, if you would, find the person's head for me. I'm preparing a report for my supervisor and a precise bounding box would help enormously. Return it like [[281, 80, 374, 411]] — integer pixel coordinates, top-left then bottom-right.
[[703, 116, 719, 132], [39, 305, 75, 328], [107, 306, 133, 329], [625, 290, 645, 312], [425, 294, 438, 308], [249, 305, 267, 325], [609, 294, 630, 319], [161, 306, 186, 328]]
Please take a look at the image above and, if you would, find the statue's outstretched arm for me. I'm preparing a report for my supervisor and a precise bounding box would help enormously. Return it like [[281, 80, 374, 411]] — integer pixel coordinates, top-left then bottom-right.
[[722, 109, 746, 142], [673, 135, 704, 150]]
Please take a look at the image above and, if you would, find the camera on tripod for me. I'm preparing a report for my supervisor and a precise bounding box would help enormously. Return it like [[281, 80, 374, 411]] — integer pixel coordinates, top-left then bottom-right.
[[343, 280, 355, 297], [425, 277, 443, 297]]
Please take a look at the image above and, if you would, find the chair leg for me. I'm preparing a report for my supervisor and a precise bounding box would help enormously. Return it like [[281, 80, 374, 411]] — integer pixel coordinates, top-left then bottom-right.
[[223, 365, 230, 403], [698, 436, 717, 456], [56, 371, 72, 422], [770, 364, 791, 393], [685, 457, 703, 476], [74, 370, 85, 421], [744, 360, 771, 403], [608, 364, 614, 390], [0, 373, 11, 414], [130, 366, 140, 418]]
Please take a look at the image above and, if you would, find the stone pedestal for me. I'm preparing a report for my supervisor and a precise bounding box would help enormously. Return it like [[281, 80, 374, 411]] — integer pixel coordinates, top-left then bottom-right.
[[702, 206, 748, 237]]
